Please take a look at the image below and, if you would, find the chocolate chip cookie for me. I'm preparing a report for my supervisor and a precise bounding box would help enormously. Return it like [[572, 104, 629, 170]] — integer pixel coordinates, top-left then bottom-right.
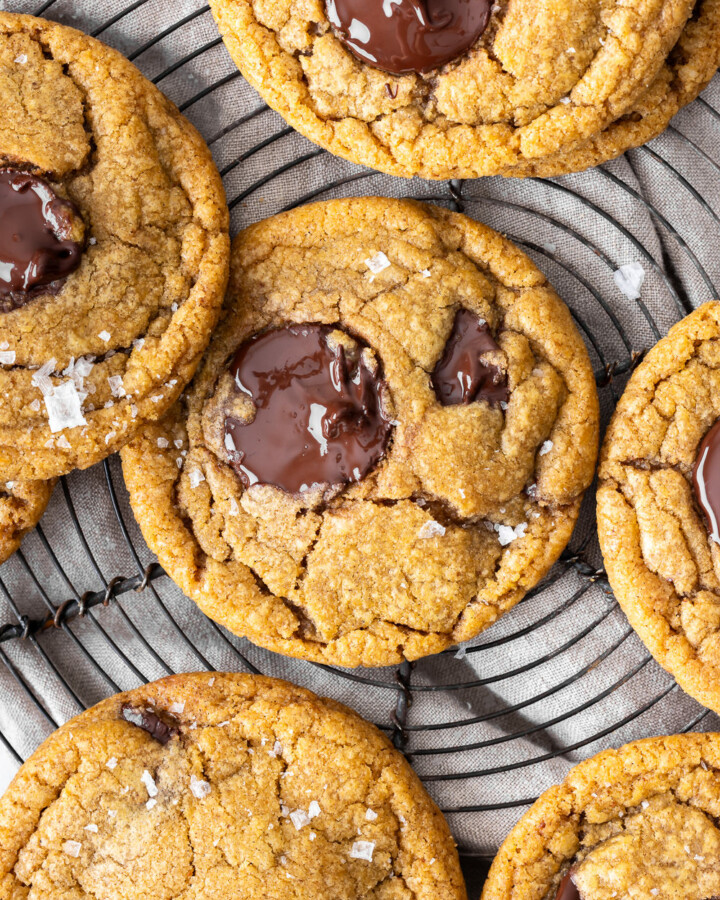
[[209, 0, 703, 180], [482, 732, 720, 900], [121, 197, 599, 667], [503, 0, 720, 179], [0, 478, 55, 565], [0, 672, 467, 900], [0, 13, 229, 482], [598, 302, 720, 716]]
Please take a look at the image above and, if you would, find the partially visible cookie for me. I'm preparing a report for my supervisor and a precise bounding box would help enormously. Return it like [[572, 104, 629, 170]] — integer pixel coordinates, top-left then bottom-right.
[[481, 733, 720, 900], [501, 0, 720, 178], [0, 13, 229, 481], [0, 672, 467, 900], [598, 302, 720, 715], [0, 479, 55, 565], [121, 197, 599, 667], [209, 0, 705, 180]]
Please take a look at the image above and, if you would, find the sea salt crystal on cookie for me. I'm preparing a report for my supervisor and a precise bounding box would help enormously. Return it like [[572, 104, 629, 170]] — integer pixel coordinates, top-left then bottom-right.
[[84, 823, 98, 833], [0, 350, 15, 365], [614, 262, 645, 300], [189, 469, 205, 488], [290, 809, 312, 830], [32, 358, 57, 396], [228, 497, 239, 517], [308, 800, 321, 819], [63, 840, 81, 858], [146, 798, 157, 810], [99, 330, 111, 342], [495, 522, 528, 546], [170, 701, 185, 714], [539, 440, 553, 456], [190, 774, 211, 799], [106, 757, 118, 770], [418, 520, 445, 539], [365, 252, 391, 274], [141, 769, 158, 798], [157, 437, 169, 448], [350, 840, 375, 861], [108, 375, 126, 398], [45, 381, 87, 433], [365, 808, 378, 821]]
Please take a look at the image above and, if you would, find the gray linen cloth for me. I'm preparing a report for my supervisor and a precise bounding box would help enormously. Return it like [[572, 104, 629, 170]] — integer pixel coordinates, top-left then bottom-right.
[[1, 0, 720, 879]]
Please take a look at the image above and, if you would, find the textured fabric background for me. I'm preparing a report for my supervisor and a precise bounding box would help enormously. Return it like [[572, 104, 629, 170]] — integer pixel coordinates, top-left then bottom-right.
[[1, 1, 720, 893]]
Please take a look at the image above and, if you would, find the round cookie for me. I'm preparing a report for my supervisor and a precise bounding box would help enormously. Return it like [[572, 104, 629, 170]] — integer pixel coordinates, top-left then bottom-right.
[[598, 302, 720, 716], [208, 0, 697, 180], [500, 0, 720, 179], [0, 672, 467, 900], [0, 13, 229, 482], [0, 479, 55, 565], [121, 197, 599, 667], [481, 733, 720, 900]]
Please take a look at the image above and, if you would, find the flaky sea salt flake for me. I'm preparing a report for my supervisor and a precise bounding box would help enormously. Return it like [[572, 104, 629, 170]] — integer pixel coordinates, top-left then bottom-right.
[[418, 520, 445, 539], [539, 440, 553, 456], [0, 350, 15, 365], [108, 375, 125, 398], [141, 769, 158, 798], [290, 809, 312, 830], [614, 262, 645, 300], [63, 840, 81, 858], [350, 840, 375, 861], [190, 774, 211, 799], [84, 823, 98, 833], [99, 330, 111, 342], [495, 522, 528, 546], [365, 252, 391, 274], [45, 380, 87, 433], [189, 469, 205, 488], [365, 808, 377, 821], [146, 798, 157, 810], [308, 800, 321, 819]]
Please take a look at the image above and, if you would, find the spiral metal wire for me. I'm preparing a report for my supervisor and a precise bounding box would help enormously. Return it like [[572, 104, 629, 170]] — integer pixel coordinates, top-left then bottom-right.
[[2, 0, 720, 891]]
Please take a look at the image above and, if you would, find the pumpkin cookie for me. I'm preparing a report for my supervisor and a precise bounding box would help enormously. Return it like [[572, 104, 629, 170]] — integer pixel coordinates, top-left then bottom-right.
[[121, 197, 599, 667], [209, 0, 700, 180], [598, 302, 720, 716], [0, 13, 229, 482], [0, 479, 55, 565], [0, 672, 467, 900], [482, 733, 720, 900], [502, 0, 720, 178]]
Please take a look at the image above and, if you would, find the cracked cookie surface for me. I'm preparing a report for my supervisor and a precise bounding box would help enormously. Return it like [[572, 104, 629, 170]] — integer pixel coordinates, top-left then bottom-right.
[[0, 13, 229, 481], [0, 478, 54, 565], [0, 672, 467, 900], [598, 302, 720, 715], [481, 733, 720, 900], [208, 0, 699, 180], [121, 197, 599, 667]]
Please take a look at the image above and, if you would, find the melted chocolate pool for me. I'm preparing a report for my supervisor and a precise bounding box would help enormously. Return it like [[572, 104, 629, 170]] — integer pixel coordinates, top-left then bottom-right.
[[432, 309, 509, 407], [693, 418, 720, 545], [326, 0, 491, 75], [224, 325, 392, 494], [0, 169, 82, 312]]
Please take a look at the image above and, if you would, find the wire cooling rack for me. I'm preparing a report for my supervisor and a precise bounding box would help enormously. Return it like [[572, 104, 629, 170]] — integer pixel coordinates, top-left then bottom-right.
[[3, 0, 720, 892]]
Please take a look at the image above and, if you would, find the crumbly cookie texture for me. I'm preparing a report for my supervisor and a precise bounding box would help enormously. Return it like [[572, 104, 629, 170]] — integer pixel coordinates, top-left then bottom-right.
[[121, 198, 599, 667], [598, 302, 720, 715], [208, 0, 700, 180], [0, 672, 467, 900], [0, 479, 55, 565], [0, 13, 229, 481], [481, 733, 720, 900]]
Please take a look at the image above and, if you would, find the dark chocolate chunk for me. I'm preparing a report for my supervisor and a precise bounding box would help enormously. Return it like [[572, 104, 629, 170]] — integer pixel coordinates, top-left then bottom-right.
[[693, 418, 720, 545], [224, 324, 392, 494], [432, 308, 509, 407], [121, 704, 178, 745], [555, 872, 580, 900], [326, 0, 491, 75], [0, 169, 83, 313]]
